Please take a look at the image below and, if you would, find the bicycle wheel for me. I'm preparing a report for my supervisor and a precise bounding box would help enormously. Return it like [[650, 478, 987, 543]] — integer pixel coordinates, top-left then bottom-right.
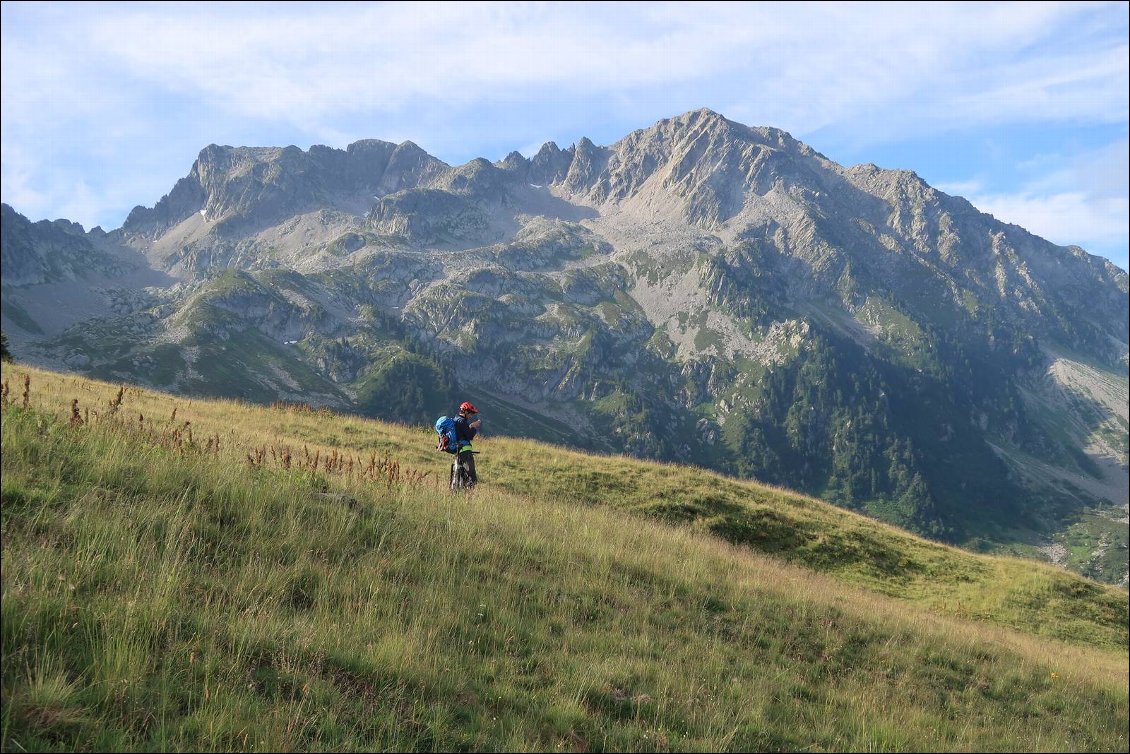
[[450, 459, 462, 491], [450, 456, 475, 491]]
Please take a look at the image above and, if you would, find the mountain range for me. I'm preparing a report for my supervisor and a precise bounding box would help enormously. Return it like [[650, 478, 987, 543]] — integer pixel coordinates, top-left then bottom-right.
[[2, 108, 1126, 583]]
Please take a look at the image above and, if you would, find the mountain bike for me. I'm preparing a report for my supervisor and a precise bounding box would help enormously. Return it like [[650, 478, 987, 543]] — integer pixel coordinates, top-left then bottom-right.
[[450, 451, 478, 491]]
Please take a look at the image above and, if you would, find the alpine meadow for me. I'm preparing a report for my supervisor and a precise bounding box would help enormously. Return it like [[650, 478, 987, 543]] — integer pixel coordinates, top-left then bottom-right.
[[1, 363, 1127, 752]]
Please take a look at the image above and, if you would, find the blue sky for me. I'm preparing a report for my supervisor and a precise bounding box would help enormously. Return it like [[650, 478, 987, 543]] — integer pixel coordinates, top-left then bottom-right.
[[2, 1, 1127, 271]]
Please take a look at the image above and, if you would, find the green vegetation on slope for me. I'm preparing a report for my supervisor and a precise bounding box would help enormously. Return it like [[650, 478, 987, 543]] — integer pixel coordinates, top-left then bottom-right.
[[485, 445, 1127, 651], [1, 364, 1128, 752], [5, 363, 1126, 650]]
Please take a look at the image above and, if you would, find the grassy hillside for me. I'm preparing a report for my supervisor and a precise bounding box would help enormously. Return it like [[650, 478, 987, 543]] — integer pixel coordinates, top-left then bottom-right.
[[2, 363, 1127, 752]]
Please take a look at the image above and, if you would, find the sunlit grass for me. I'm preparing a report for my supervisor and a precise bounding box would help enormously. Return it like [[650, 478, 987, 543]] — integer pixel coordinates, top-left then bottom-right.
[[2, 362, 1127, 751], [5, 363, 1126, 649]]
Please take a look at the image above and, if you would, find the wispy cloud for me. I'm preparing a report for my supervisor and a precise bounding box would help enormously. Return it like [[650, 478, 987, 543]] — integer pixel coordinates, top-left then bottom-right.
[[0, 144, 47, 212], [7, 2, 1123, 136], [939, 137, 1130, 269], [963, 189, 1128, 260]]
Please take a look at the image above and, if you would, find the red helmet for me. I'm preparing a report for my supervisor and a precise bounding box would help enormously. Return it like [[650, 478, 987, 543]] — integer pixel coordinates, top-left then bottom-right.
[[459, 401, 479, 414]]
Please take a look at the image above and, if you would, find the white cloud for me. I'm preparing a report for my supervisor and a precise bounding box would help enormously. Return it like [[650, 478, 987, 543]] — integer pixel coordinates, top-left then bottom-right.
[[54, 180, 107, 231], [943, 184, 1129, 271], [0, 144, 48, 217], [10, 2, 1124, 135], [938, 136, 1129, 269], [84, 3, 761, 122], [1069, 137, 1130, 201], [935, 45, 1129, 129], [963, 190, 1128, 250], [934, 179, 986, 197]]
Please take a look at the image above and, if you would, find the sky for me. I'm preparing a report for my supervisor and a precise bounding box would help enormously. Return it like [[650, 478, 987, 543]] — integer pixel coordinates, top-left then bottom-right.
[[2, 1, 1127, 271]]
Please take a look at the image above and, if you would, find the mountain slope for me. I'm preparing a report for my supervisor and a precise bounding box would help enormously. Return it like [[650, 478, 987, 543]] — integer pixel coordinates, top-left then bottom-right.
[[2, 363, 1127, 752], [2, 108, 1126, 584]]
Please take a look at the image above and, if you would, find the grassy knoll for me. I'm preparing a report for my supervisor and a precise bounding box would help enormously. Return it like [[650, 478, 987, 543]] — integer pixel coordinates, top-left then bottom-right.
[[1, 363, 1127, 751]]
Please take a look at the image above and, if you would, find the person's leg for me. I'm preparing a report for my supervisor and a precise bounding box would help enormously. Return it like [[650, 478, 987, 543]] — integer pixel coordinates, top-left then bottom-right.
[[462, 451, 477, 486]]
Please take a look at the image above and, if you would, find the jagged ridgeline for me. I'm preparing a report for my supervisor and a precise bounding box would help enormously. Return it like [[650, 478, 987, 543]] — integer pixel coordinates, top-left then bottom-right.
[[1, 364, 1127, 751], [2, 109, 1127, 584]]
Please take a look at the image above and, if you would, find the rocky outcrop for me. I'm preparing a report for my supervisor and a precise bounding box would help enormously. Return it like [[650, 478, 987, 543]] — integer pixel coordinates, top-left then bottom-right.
[[122, 139, 449, 240], [1, 203, 126, 286], [367, 189, 490, 245]]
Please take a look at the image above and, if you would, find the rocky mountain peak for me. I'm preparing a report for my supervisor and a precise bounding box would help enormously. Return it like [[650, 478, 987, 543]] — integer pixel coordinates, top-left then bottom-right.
[[1, 203, 122, 286], [438, 157, 510, 198], [497, 151, 530, 173], [562, 137, 611, 195], [658, 106, 733, 136], [121, 139, 450, 240], [529, 141, 572, 185], [345, 137, 398, 154], [553, 107, 806, 226], [378, 141, 448, 193]]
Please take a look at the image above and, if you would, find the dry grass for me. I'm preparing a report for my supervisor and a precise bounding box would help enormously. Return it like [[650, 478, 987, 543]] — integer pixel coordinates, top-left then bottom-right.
[[4, 362, 1126, 651], [1, 365, 1127, 750]]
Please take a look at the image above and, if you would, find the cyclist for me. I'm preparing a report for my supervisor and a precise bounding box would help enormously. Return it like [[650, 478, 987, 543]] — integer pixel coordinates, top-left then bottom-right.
[[451, 401, 481, 489]]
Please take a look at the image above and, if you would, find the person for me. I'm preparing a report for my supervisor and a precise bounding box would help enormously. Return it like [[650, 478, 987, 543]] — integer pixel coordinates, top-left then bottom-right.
[[451, 401, 482, 489]]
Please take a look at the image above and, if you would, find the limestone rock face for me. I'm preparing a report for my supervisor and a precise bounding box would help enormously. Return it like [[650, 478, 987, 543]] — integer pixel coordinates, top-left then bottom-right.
[[1, 204, 127, 286]]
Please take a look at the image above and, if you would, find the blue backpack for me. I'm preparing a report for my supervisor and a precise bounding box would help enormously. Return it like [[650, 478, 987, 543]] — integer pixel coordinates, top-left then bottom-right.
[[434, 416, 458, 454]]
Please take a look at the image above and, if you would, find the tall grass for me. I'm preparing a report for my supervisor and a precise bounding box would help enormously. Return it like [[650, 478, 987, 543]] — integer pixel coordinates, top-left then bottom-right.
[[4, 364, 1125, 650], [2, 363, 1128, 751]]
